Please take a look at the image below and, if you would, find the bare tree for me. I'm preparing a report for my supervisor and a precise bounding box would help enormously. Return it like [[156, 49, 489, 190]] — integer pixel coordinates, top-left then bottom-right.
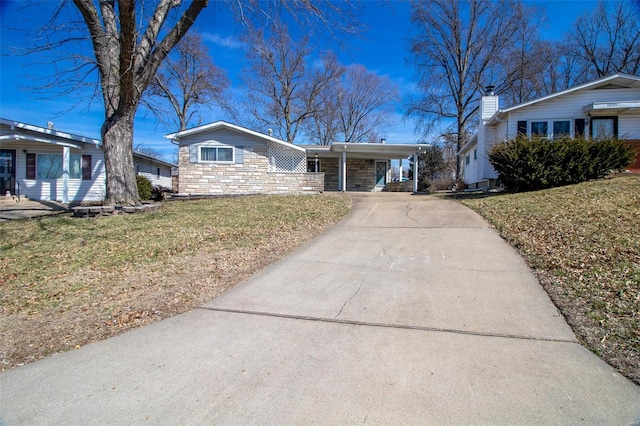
[[335, 64, 399, 143], [566, 0, 640, 79], [303, 69, 343, 145], [133, 143, 168, 160], [28, 0, 359, 205], [496, 5, 554, 105], [408, 0, 530, 178], [242, 26, 343, 143], [304, 63, 399, 144], [143, 34, 233, 132], [537, 42, 588, 94], [69, 0, 208, 205]]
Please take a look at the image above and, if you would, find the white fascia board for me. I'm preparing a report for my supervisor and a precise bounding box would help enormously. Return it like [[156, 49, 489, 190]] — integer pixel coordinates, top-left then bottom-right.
[[0, 134, 83, 149], [459, 138, 477, 155], [0, 118, 101, 147], [329, 143, 431, 156], [496, 73, 640, 116], [133, 151, 177, 167]]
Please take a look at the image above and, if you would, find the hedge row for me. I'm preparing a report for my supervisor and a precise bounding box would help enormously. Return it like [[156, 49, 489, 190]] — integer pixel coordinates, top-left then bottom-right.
[[489, 136, 636, 192]]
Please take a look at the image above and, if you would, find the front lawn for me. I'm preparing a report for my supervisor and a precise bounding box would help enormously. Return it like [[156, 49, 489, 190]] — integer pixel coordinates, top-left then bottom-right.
[[447, 176, 640, 385], [0, 194, 352, 370]]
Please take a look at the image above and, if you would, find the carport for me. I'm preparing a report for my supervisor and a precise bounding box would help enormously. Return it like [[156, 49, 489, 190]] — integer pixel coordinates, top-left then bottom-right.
[[305, 143, 431, 192]]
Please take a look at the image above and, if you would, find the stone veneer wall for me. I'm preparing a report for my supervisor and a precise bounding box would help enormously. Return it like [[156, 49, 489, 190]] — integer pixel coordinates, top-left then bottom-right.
[[346, 159, 376, 191], [321, 158, 339, 191], [321, 158, 379, 192], [179, 145, 323, 194]]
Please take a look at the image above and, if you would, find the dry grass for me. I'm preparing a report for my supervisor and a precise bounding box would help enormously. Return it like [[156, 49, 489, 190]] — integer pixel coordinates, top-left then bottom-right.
[[0, 194, 352, 370], [447, 176, 640, 385]]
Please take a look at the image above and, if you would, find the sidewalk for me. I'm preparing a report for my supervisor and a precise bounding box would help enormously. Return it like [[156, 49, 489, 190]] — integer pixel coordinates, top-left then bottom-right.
[[1, 193, 638, 424], [0, 197, 68, 221]]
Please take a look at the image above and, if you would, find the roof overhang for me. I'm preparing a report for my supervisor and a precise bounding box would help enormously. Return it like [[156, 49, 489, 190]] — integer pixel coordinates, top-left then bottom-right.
[[484, 73, 640, 126], [0, 134, 83, 149], [165, 121, 306, 153], [132, 151, 176, 167], [305, 143, 431, 160], [0, 118, 101, 147], [583, 100, 640, 115]]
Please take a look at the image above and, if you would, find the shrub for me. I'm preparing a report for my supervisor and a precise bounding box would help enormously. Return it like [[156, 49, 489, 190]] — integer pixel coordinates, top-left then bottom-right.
[[151, 185, 171, 201], [136, 175, 153, 200], [489, 135, 635, 192]]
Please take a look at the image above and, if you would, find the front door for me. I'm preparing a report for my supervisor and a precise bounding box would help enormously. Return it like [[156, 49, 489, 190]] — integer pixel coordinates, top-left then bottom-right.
[[375, 161, 387, 187], [0, 150, 16, 195]]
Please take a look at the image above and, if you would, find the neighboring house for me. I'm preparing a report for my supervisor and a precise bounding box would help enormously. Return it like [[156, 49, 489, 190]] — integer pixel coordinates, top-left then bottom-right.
[[166, 121, 430, 195], [133, 151, 174, 190], [461, 73, 640, 189], [0, 118, 106, 203], [0, 118, 176, 203]]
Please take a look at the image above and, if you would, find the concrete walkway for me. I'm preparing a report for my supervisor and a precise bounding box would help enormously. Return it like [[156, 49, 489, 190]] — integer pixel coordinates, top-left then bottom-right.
[[1, 193, 638, 424], [0, 197, 68, 221]]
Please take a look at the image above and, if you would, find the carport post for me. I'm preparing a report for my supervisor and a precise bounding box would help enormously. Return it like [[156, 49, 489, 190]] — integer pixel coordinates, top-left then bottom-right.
[[342, 150, 347, 192], [413, 152, 419, 193], [62, 146, 70, 204]]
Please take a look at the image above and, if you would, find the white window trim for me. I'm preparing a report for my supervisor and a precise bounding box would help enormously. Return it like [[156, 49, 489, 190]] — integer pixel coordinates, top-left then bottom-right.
[[198, 143, 235, 164], [527, 119, 573, 139]]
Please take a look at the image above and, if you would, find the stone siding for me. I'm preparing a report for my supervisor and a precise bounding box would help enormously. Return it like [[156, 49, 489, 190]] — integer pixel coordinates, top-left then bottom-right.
[[387, 182, 414, 192], [321, 158, 339, 191], [179, 145, 323, 195], [321, 158, 382, 192], [346, 159, 376, 191]]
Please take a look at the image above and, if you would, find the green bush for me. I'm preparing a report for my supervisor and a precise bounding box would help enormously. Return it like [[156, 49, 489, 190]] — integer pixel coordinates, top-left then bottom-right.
[[136, 175, 153, 200], [489, 135, 635, 192]]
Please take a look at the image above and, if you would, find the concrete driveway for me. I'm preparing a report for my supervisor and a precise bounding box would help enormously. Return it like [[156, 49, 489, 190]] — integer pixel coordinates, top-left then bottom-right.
[[1, 193, 639, 424]]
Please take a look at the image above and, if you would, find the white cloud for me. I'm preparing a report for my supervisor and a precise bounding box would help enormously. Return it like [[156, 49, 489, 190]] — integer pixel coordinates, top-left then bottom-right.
[[201, 33, 243, 50]]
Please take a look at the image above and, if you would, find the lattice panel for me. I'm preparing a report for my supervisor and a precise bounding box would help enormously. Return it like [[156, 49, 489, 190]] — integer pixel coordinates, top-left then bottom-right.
[[268, 142, 306, 172]]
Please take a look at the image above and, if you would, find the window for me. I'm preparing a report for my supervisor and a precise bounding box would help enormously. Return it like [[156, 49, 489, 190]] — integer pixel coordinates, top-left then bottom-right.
[[552, 120, 571, 138], [528, 119, 573, 138], [530, 121, 548, 137], [307, 159, 321, 172], [156, 167, 160, 179], [200, 146, 233, 162], [465, 155, 470, 165], [36, 154, 82, 179], [591, 117, 617, 138], [473, 149, 477, 160]]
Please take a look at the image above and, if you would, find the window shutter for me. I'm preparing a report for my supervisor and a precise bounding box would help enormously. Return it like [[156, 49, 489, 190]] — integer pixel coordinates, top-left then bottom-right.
[[574, 119, 585, 137], [235, 146, 244, 164], [189, 144, 198, 163], [82, 155, 92, 180], [517, 121, 527, 135], [26, 153, 36, 179]]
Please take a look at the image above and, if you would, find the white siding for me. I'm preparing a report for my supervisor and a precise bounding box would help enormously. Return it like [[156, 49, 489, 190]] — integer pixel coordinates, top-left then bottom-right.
[[3, 141, 105, 202], [465, 85, 640, 187], [134, 157, 172, 188], [181, 128, 269, 152], [505, 88, 640, 138], [461, 142, 478, 185], [619, 115, 640, 139]]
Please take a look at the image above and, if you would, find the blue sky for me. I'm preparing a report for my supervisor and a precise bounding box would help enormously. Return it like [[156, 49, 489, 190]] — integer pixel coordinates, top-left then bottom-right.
[[0, 0, 608, 161]]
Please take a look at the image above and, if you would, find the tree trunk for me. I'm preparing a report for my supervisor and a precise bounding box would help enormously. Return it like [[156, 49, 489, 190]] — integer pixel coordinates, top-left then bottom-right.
[[102, 112, 140, 206]]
